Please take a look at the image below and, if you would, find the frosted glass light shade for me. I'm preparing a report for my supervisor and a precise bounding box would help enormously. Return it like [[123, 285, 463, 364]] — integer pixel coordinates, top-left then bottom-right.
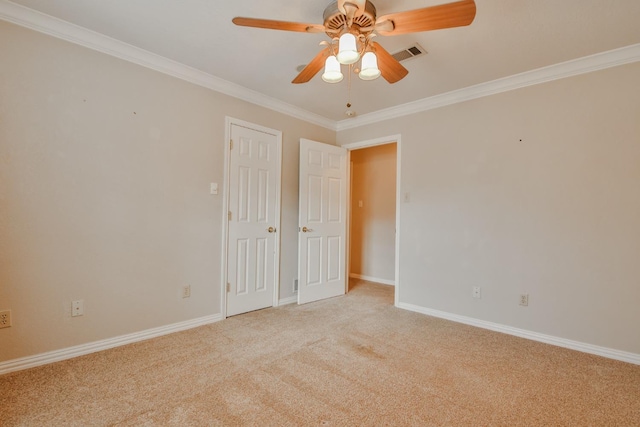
[[322, 55, 343, 83], [337, 33, 359, 64], [359, 51, 381, 80]]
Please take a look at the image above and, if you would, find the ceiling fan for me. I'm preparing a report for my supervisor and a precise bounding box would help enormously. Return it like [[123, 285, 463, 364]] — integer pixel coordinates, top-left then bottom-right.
[[233, 0, 476, 84]]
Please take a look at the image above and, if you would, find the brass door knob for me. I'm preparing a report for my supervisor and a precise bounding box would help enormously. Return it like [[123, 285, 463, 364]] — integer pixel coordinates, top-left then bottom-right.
[[267, 226, 276, 233], [301, 226, 312, 233]]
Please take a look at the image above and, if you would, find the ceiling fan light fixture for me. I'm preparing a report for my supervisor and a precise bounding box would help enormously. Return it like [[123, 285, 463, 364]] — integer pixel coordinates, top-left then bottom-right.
[[337, 33, 360, 64], [234, 0, 476, 85], [358, 51, 381, 80], [322, 55, 344, 83]]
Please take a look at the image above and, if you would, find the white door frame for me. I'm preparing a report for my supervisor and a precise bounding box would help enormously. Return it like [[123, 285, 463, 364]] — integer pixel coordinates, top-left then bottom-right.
[[220, 117, 283, 318], [342, 134, 401, 306]]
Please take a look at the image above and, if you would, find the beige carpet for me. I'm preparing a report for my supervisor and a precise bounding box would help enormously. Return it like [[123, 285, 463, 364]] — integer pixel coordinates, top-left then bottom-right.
[[1, 280, 639, 426]]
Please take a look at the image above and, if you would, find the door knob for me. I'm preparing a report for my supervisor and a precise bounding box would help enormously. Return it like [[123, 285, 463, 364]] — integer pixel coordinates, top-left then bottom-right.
[[267, 226, 276, 233], [301, 226, 312, 233]]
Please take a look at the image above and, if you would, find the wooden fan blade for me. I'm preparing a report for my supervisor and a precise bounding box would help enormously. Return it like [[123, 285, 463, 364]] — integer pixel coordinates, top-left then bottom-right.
[[376, 0, 476, 36], [292, 47, 330, 84], [232, 17, 325, 33], [372, 42, 408, 84]]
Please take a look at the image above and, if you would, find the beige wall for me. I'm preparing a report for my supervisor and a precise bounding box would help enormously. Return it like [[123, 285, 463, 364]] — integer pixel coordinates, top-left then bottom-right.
[[338, 62, 640, 355], [2, 18, 639, 363], [0, 21, 334, 362], [350, 144, 396, 283]]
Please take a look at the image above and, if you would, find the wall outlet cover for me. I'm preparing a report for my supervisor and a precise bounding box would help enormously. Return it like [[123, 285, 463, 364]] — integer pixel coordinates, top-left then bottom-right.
[[0, 310, 11, 328], [472, 286, 481, 299], [71, 300, 84, 317]]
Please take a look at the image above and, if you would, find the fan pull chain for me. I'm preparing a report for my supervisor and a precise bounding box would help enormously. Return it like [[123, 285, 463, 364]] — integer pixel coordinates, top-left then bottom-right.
[[347, 64, 352, 109], [343, 64, 356, 117]]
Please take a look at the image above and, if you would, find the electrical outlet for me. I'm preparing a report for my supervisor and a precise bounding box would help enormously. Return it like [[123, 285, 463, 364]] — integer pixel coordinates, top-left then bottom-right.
[[472, 286, 481, 299], [182, 285, 191, 298], [72, 300, 84, 317], [519, 294, 529, 306], [0, 310, 11, 328]]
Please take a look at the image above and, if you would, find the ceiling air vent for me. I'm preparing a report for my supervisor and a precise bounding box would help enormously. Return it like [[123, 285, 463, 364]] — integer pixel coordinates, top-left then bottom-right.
[[391, 44, 427, 62]]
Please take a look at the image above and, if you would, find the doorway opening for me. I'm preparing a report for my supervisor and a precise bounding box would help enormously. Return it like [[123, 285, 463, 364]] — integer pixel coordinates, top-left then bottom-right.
[[344, 135, 401, 306]]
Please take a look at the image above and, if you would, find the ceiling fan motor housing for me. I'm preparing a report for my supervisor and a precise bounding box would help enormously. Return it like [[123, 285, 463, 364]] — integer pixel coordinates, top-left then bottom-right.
[[323, 0, 377, 37]]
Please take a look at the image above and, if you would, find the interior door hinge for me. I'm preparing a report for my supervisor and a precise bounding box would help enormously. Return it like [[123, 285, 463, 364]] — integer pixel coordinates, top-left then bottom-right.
[[228, 211, 232, 221], [230, 139, 233, 150], [226, 282, 231, 293]]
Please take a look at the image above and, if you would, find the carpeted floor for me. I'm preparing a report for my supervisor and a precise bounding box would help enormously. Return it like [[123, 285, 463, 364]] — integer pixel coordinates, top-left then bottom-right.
[[1, 280, 639, 426]]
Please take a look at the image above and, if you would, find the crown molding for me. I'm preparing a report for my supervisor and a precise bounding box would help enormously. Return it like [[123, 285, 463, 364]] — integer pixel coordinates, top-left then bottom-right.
[[2, 1, 639, 134], [0, 0, 336, 130], [336, 43, 640, 131]]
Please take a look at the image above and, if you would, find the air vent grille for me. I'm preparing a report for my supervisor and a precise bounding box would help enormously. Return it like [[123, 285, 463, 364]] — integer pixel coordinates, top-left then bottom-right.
[[392, 44, 427, 62]]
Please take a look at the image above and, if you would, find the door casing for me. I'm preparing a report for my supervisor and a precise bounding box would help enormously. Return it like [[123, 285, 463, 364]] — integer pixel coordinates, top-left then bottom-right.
[[220, 127, 400, 315], [343, 134, 401, 306]]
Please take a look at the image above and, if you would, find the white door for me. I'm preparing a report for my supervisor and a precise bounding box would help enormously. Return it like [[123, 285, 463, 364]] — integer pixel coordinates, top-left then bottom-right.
[[298, 139, 348, 304], [226, 122, 281, 316]]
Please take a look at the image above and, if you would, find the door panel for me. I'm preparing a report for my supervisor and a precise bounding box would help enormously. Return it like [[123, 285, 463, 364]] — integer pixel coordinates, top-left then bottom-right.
[[298, 139, 347, 304], [308, 175, 323, 221], [306, 237, 322, 286], [327, 236, 341, 281], [257, 170, 269, 222], [236, 239, 249, 295], [328, 178, 341, 221], [227, 123, 280, 316], [256, 237, 268, 291]]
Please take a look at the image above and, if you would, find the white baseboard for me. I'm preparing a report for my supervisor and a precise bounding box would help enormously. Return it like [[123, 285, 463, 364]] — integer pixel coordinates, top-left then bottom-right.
[[0, 313, 223, 375], [397, 302, 640, 365], [278, 296, 297, 306], [349, 273, 395, 286]]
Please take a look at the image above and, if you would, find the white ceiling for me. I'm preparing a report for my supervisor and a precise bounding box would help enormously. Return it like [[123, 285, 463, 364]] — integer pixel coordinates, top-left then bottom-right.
[[6, 0, 640, 122]]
